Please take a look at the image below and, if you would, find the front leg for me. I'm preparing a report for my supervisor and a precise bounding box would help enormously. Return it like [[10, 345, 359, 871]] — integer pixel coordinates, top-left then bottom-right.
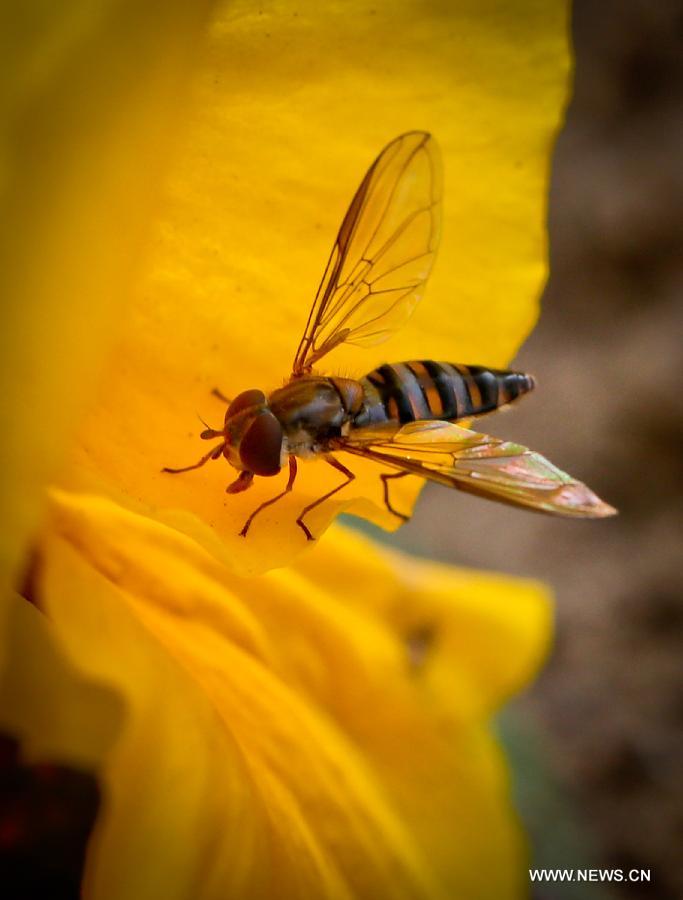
[[238, 457, 298, 537], [162, 442, 224, 474], [226, 470, 254, 494]]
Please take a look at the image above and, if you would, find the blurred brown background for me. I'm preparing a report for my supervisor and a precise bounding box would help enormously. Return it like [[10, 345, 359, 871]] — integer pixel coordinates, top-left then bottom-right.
[[368, 1, 682, 897]]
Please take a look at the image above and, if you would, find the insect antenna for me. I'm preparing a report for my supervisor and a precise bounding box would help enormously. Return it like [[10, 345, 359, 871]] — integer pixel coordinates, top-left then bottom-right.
[[196, 412, 223, 440]]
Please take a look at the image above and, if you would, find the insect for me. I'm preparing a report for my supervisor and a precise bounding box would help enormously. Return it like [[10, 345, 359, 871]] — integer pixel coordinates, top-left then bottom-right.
[[163, 131, 616, 539]]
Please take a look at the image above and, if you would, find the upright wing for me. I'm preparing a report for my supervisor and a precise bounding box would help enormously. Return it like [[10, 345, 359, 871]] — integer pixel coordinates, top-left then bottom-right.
[[333, 421, 616, 518], [292, 132, 442, 375]]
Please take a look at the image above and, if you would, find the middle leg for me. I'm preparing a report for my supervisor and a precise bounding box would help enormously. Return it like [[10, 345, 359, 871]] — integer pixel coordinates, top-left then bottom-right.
[[296, 456, 355, 541]]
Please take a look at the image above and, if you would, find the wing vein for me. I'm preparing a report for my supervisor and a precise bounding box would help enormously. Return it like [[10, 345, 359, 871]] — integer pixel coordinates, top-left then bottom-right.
[[292, 132, 442, 374]]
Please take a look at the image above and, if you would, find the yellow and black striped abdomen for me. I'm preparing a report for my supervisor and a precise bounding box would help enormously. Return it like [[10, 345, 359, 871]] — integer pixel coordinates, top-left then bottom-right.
[[359, 361, 535, 425]]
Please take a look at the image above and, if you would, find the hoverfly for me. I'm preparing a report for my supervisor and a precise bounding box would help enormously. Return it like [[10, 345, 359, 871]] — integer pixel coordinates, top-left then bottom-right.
[[163, 132, 616, 539]]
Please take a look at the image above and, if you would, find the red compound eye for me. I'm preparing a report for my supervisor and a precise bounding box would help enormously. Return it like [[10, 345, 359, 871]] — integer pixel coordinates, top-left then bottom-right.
[[226, 390, 266, 418], [239, 412, 283, 476]]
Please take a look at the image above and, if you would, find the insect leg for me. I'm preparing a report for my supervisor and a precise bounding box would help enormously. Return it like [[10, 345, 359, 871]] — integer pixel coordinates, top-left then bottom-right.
[[211, 387, 231, 404], [226, 470, 254, 494], [296, 456, 355, 541], [161, 442, 224, 474], [239, 457, 298, 537], [380, 471, 410, 522]]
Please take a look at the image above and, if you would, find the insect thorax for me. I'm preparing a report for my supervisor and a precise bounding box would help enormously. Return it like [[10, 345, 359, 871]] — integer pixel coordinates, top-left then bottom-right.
[[268, 376, 349, 456]]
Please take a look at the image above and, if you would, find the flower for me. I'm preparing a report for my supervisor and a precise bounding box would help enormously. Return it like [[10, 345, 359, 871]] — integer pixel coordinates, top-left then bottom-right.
[[1, 1, 569, 898]]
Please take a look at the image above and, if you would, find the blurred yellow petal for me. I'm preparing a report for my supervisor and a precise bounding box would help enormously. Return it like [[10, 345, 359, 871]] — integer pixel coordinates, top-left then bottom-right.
[[0, 592, 123, 770], [60, 0, 570, 573], [42, 498, 443, 899], [291, 529, 552, 898], [44, 486, 550, 898], [0, 0, 215, 593], [291, 526, 552, 720], [37, 537, 272, 900]]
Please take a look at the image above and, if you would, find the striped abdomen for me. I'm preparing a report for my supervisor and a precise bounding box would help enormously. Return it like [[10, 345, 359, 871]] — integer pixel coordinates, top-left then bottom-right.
[[359, 361, 535, 425]]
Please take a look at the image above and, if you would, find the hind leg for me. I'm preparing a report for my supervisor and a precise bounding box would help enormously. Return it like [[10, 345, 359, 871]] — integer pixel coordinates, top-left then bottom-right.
[[380, 471, 410, 522]]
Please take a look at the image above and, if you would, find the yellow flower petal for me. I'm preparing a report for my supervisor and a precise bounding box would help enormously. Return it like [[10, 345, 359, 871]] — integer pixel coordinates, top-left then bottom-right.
[[0, 592, 123, 770], [292, 529, 552, 898], [292, 526, 553, 719], [60, 0, 570, 573], [0, 0, 216, 592], [42, 500, 443, 899], [43, 486, 550, 898], [38, 537, 274, 900]]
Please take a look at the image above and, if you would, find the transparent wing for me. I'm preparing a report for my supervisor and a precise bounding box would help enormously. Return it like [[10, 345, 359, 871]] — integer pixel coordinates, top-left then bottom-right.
[[292, 132, 442, 375], [333, 421, 617, 518]]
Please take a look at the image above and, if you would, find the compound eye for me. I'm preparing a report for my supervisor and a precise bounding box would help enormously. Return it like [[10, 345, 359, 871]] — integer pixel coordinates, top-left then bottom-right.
[[227, 389, 266, 419], [239, 412, 283, 476]]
